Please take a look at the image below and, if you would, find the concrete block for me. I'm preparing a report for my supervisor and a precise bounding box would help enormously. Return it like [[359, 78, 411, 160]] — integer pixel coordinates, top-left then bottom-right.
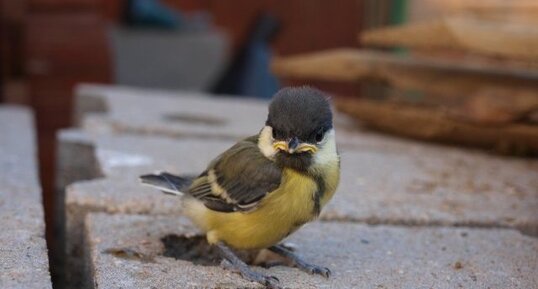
[[74, 84, 269, 139], [62, 128, 538, 236], [59, 130, 234, 287], [324, 144, 538, 236], [73, 83, 396, 149], [0, 106, 52, 289], [84, 213, 538, 289], [60, 128, 538, 287]]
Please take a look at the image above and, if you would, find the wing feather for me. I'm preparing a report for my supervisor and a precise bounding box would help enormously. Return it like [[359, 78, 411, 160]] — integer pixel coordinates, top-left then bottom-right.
[[186, 135, 282, 212]]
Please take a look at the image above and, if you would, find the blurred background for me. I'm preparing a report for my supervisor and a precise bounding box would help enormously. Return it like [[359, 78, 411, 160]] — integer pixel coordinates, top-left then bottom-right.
[[1, 0, 537, 285]]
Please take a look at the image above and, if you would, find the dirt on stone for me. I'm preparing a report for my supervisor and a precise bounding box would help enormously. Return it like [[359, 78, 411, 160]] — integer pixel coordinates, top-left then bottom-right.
[[160, 234, 222, 266]]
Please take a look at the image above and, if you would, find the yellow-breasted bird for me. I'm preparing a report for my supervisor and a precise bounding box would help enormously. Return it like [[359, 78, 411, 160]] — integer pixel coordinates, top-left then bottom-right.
[[140, 86, 340, 288]]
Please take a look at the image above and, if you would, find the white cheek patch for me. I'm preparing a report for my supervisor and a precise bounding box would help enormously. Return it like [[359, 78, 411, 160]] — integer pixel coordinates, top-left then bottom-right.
[[314, 129, 338, 166], [258, 126, 277, 159]]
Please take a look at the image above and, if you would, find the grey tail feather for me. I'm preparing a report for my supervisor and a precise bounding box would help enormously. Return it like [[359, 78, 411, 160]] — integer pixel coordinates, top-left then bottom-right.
[[139, 172, 193, 196]]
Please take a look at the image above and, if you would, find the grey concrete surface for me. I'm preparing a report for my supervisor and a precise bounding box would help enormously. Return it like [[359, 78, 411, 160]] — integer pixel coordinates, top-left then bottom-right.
[[85, 213, 538, 289], [75, 84, 269, 139], [0, 106, 52, 289], [73, 83, 392, 149], [62, 86, 538, 287], [62, 129, 538, 237], [325, 143, 538, 236], [59, 128, 234, 275], [78, 83, 536, 157], [59, 130, 234, 287], [61, 128, 538, 287]]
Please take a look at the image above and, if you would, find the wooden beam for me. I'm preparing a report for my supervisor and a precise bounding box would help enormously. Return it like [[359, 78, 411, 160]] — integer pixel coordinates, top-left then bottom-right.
[[272, 49, 538, 98], [335, 98, 538, 155], [360, 15, 538, 60], [458, 2, 538, 25], [449, 88, 538, 125]]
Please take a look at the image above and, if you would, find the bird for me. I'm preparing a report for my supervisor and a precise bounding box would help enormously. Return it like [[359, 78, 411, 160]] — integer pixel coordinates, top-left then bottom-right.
[[140, 86, 340, 288]]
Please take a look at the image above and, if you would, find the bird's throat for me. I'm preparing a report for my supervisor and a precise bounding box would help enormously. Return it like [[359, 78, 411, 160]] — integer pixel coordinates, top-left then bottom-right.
[[275, 152, 313, 172]]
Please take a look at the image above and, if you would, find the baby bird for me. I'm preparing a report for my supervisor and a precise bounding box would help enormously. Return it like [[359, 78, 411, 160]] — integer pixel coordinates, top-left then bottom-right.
[[140, 86, 340, 288]]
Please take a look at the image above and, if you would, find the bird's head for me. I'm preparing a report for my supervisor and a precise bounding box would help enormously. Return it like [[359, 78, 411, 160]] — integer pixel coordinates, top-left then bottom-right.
[[258, 86, 336, 172]]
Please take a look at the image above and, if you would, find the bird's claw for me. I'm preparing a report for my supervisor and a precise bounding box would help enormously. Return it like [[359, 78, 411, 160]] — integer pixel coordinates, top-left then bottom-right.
[[263, 275, 281, 288], [221, 259, 281, 288], [268, 244, 332, 279], [301, 263, 331, 278], [243, 270, 280, 289]]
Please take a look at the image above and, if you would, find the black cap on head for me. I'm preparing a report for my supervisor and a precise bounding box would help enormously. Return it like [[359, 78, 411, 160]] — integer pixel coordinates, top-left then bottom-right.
[[266, 86, 332, 142]]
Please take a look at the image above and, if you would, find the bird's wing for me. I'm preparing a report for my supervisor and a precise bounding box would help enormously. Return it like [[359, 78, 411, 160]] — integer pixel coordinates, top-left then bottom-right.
[[139, 172, 195, 196], [188, 136, 282, 212]]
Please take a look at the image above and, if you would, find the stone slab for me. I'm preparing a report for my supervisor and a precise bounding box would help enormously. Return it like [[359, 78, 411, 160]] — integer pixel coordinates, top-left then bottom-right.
[[326, 144, 538, 235], [0, 106, 52, 289], [74, 84, 269, 139], [73, 83, 401, 149], [85, 213, 538, 289], [60, 128, 538, 287], [58, 129, 234, 288], [62, 129, 538, 236]]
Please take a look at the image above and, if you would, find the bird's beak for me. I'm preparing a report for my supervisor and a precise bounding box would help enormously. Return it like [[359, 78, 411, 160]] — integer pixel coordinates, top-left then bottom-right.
[[288, 137, 299, 153], [273, 137, 318, 154]]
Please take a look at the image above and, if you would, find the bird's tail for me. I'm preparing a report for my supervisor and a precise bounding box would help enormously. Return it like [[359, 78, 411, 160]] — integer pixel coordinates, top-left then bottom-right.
[[139, 172, 193, 196]]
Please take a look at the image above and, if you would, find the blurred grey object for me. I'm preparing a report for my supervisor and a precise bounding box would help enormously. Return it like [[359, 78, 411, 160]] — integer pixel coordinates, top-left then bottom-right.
[[108, 26, 229, 91]]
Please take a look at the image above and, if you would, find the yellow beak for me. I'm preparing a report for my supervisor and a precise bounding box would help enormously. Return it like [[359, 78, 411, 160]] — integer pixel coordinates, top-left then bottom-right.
[[273, 141, 318, 154]]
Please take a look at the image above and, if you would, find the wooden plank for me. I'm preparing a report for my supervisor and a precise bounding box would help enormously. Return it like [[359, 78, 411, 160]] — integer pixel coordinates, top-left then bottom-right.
[[272, 49, 538, 98], [449, 88, 538, 125], [273, 49, 374, 82], [335, 98, 538, 155], [460, 1, 538, 25], [360, 15, 538, 60], [273, 49, 538, 125]]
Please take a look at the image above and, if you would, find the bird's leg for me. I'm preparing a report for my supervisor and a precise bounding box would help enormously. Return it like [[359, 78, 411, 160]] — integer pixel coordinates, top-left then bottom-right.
[[268, 244, 331, 278], [216, 242, 281, 289]]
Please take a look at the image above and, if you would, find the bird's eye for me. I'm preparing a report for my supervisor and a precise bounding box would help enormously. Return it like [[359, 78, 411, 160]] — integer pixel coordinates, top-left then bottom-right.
[[315, 130, 324, 143], [272, 129, 278, 139]]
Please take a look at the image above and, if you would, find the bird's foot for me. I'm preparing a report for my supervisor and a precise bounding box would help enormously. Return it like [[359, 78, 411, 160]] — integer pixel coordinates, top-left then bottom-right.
[[294, 260, 331, 278], [221, 259, 281, 288], [269, 244, 331, 278], [217, 242, 281, 289]]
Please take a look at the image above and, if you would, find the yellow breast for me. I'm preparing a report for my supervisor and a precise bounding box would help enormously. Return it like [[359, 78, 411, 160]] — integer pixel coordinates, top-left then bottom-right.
[[185, 161, 340, 250], [194, 169, 316, 249]]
